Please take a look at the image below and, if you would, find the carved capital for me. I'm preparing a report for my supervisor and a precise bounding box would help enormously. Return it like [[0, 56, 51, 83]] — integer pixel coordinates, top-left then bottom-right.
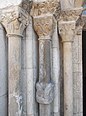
[[33, 14, 56, 38], [0, 4, 30, 36], [31, 0, 61, 19], [60, 7, 82, 21], [59, 21, 75, 42], [36, 82, 54, 104]]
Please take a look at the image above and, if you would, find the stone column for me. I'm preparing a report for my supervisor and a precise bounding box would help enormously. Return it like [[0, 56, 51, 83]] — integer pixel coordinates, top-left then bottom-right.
[[59, 21, 75, 116], [33, 15, 55, 116], [0, 6, 29, 116], [8, 33, 22, 116], [52, 23, 60, 116], [0, 24, 7, 116]]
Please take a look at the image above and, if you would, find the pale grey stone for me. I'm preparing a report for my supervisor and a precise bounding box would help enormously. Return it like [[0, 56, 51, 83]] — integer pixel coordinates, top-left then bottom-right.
[[26, 68, 34, 116], [0, 24, 7, 116], [0, 95, 7, 116], [0, 24, 7, 96], [0, 0, 23, 9], [21, 69, 27, 115], [60, 0, 74, 10]]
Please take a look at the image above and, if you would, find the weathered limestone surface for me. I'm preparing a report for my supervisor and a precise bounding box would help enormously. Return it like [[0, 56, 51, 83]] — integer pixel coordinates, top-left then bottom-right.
[[52, 22, 60, 116], [0, 0, 32, 9], [74, 0, 83, 7], [0, 24, 7, 116], [60, 0, 74, 10], [59, 5, 82, 116], [59, 21, 75, 116], [73, 27, 83, 116], [0, 0, 84, 116], [31, 0, 61, 116], [33, 15, 55, 116], [26, 17, 38, 116], [0, 3, 29, 115]]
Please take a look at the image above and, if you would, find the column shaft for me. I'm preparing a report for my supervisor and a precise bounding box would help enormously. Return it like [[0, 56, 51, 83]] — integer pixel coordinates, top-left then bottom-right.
[[33, 15, 55, 116], [52, 24, 60, 116], [63, 42, 73, 116], [8, 35, 22, 116], [38, 38, 51, 116], [0, 25, 7, 116], [59, 21, 75, 116], [40, 104, 51, 116], [39, 39, 51, 84]]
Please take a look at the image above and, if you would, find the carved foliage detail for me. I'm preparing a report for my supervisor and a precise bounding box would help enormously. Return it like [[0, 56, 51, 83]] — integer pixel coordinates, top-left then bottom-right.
[[59, 21, 75, 42], [0, 6, 29, 35], [31, 0, 61, 19], [33, 15, 55, 37], [36, 82, 54, 104]]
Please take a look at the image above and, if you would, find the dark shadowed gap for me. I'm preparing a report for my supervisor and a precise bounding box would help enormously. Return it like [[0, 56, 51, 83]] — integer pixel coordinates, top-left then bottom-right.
[[82, 30, 86, 116]]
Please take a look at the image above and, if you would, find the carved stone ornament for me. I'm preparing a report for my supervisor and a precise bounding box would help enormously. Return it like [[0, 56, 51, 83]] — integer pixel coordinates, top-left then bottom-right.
[[36, 82, 54, 104], [0, 3, 30, 36], [76, 14, 86, 30], [31, 0, 61, 20], [59, 7, 83, 21], [59, 21, 76, 42], [33, 14, 56, 37]]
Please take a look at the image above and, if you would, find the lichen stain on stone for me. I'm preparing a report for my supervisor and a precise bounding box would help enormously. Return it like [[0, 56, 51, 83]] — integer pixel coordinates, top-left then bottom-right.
[[15, 95, 23, 116], [10, 93, 23, 116]]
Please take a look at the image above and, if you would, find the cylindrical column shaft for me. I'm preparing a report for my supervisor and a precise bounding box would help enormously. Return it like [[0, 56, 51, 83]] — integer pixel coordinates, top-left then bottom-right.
[[0, 25, 7, 116], [52, 24, 60, 116], [40, 104, 51, 116], [63, 42, 73, 116], [8, 35, 22, 116], [38, 37, 51, 116], [39, 39, 51, 84], [26, 25, 34, 116], [34, 15, 54, 116], [59, 21, 75, 116]]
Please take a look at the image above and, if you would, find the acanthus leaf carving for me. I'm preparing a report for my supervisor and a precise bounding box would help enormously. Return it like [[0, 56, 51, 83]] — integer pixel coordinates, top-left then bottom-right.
[[59, 21, 75, 42], [0, 3, 30, 36]]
